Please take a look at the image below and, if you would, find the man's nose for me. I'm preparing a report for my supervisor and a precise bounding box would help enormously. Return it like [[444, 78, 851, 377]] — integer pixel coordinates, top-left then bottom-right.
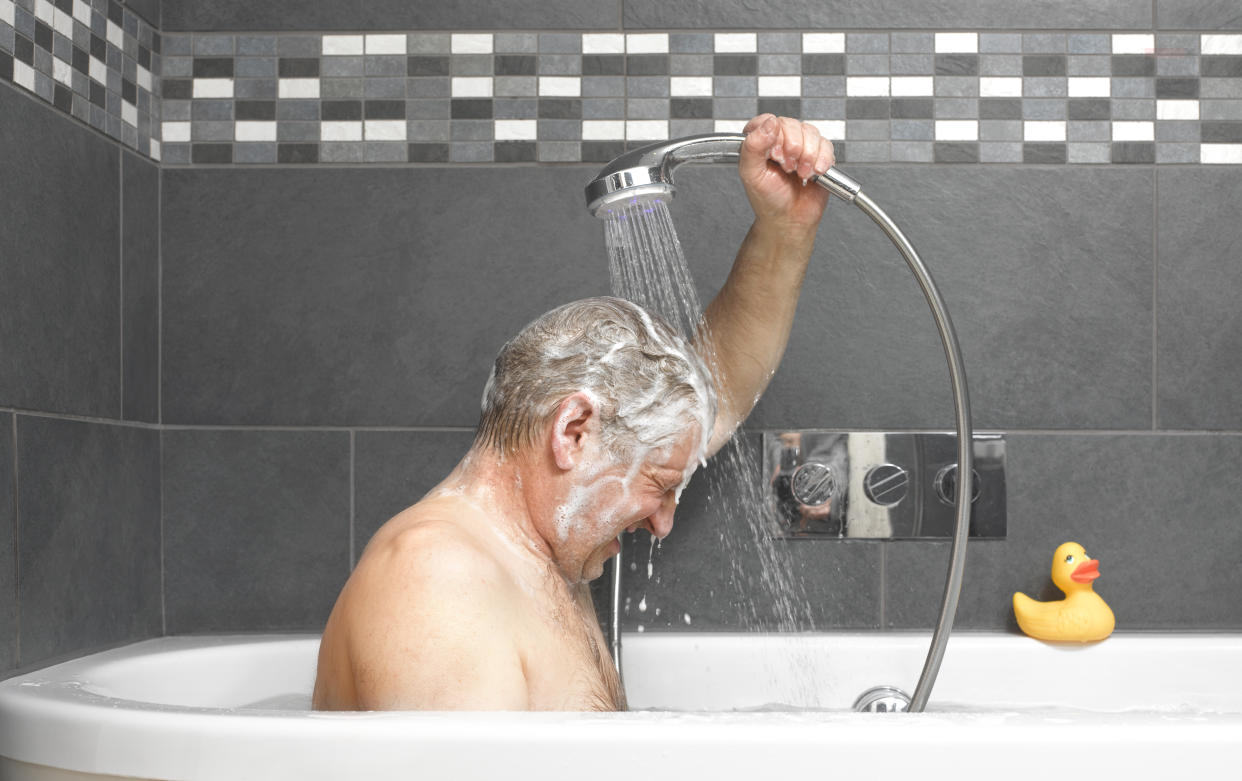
[[648, 496, 677, 539]]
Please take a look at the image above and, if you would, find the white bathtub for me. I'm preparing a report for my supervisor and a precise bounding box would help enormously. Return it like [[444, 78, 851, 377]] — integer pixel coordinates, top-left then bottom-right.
[[2, 632, 1240, 780]]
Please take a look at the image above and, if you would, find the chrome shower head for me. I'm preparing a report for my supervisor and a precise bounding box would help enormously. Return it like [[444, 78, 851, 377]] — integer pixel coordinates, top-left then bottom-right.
[[584, 132, 862, 218]]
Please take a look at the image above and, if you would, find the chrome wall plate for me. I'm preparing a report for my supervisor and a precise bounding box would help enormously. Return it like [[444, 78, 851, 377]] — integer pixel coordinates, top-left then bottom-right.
[[762, 431, 1006, 540]]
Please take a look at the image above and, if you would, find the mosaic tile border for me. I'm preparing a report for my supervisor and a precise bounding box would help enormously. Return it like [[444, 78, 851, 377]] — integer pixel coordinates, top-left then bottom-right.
[[5, 23, 1242, 165], [1, 0, 161, 158]]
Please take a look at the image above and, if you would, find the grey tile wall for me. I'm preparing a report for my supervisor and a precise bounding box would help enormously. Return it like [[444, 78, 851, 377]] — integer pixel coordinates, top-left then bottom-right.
[[1156, 168, 1242, 430], [0, 414, 14, 671], [122, 150, 161, 423], [160, 166, 609, 426], [0, 82, 121, 418], [353, 429, 476, 561], [885, 434, 1242, 631], [1157, 1, 1242, 30], [162, 429, 350, 632], [15, 416, 161, 666]]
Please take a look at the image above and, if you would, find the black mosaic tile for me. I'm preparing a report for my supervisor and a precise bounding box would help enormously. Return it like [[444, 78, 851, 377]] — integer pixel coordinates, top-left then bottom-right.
[[495, 140, 536, 162], [1156, 77, 1199, 98], [802, 54, 845, 75], [583, 140, 626, 162], [846, 98, 889, 119], [892, 97, 934, 118], [1201, 56, 1242, 77], [238, 100, 277, 120], [365, 99, 405, 119], [671, 97, 713, 119], [1202, 121, 1242, 143], [54, 0, 71, 12], [278, 143, 319, 163], [628, 54, 669, 76], [495, 54, 536, 76], [52, 83, 71, 112], [1024, 142, 1067, 163], [714, 54, 757, 76], [90, 35, 106, 61], [122, 78, 136, 103], [407, 55, 450, 77], [89, 80, 105, 107], [191, 143, 233, 164], [107, 0, 122, 25], [1112, 54, 1155, 77], [319, 99, 360, 120], [279, 57, 319, 78], [451, 98, 492, 119], [71, 46, 88, 73], [1112, 141, 1155, 163], [15, 36, 33, 66], [1068, 98, 1111, 120], [408, 142, 449, 162], [538, 98, 581, 119], [164, 79, 192, 99], [758, 97, 801, 117], [34, 21, 51, 51], [193, 57, 234, 78], [138, 46, 150, 69], [935, 141, 979, 162], [980, 97, 1022, 119], [1023, 54, 1066, 76], [0, 52, 11, 83], [583, 54, 624, 76], [936, 53, 978, 75]]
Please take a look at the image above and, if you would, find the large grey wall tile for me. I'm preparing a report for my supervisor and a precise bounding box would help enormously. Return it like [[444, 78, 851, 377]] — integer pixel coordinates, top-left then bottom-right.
[[667, 166, 1154, 431], [1157, 169, 1242, 430], [162, 167, 609, 426], [0, 86, 120, 419], [122, 152, 160, 424], [163, 429, 350, 632], [886, 433, 1242, 631], [624, 0, 1150, 30], [163, 0, 616, 31], [16, 416, 161, 666], [622, 435, 882, 632], [1157, 1, 1242, 29], [0, 414, 14, 673], [353, 429, 476, 562]]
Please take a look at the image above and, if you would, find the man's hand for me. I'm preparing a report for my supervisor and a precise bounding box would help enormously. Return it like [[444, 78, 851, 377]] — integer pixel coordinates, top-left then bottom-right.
[[738, 114, 835, 232]]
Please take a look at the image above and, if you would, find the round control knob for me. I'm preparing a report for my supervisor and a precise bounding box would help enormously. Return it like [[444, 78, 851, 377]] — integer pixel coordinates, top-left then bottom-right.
[[863, 463, 909, 506], [933, 464, 981, 505], [790, 462, 836, 506]]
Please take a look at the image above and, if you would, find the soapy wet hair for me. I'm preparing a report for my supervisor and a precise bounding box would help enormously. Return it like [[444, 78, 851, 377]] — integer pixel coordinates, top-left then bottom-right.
[[475, 297, 717, 461]]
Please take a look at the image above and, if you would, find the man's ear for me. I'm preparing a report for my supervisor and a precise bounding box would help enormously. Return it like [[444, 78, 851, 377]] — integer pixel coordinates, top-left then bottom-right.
[[549, 392, 597, 471]]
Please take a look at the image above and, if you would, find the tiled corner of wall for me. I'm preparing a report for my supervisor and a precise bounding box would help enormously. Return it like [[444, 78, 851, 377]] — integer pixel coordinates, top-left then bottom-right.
[[0, 0, 162, 159]]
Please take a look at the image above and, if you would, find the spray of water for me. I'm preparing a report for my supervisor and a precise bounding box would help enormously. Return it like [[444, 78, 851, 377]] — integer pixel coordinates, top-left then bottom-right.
[[603, 197, 816, 637]]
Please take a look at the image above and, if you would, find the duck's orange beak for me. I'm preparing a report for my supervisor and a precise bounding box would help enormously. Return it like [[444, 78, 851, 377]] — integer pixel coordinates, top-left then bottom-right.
[[1070, 558, 1100, 582]]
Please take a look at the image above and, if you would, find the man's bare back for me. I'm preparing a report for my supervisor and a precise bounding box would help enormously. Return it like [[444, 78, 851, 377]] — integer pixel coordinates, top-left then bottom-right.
[[313, 488, 624, 711]]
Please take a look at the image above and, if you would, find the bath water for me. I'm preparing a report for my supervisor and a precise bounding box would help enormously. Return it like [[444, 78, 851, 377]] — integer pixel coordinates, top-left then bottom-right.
[[602, 197, 816, 637]]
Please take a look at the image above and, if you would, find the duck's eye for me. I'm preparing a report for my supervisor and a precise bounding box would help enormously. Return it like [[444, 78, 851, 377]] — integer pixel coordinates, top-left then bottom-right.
[[1065, 554, 1075, 563]]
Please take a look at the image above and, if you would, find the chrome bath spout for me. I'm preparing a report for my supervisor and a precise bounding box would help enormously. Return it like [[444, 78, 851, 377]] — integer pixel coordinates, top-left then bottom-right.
[[584, 133, 862, 217], [588, 132, 974, 714]]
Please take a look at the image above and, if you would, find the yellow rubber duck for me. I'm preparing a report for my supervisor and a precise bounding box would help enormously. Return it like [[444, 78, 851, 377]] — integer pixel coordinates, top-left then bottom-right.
[[1013, 541, 1115, 643]]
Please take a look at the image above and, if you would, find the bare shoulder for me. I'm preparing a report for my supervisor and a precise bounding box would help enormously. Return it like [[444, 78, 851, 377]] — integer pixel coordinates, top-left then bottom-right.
[[336, 508, 529, 709]]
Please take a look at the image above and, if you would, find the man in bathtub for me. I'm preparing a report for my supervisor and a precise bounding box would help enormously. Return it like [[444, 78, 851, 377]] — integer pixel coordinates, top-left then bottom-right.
[[313, 115, 835, 711]]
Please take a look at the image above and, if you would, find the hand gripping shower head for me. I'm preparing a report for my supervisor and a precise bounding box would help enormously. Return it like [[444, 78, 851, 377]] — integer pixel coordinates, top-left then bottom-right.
[[583, 133, 862, 218]]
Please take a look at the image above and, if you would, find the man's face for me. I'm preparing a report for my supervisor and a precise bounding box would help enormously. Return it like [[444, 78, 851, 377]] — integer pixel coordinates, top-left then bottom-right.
[[554, 428, 701, 583]]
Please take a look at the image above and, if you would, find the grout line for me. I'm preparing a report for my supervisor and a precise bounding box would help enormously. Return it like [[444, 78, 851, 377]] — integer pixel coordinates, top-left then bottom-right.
[[349, 430, 356, 571], [10, 415, 19, 666], [119, 151, 126, 420], [1152, 168, 1160, 431], [158, 429, 166, 636], [0, 408, 161, 430]]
